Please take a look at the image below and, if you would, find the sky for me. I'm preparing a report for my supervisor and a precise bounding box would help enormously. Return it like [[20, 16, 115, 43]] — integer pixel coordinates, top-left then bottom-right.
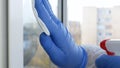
[[23, 0, 120, 24], [68, 0, 120, 23]]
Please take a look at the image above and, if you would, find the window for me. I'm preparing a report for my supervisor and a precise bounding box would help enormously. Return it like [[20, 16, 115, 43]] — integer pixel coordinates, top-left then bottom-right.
[[8, 0, 120, 68], [23, 0, 58, 68], [67, 0, 82, 45], [67, 0, 120, 45]]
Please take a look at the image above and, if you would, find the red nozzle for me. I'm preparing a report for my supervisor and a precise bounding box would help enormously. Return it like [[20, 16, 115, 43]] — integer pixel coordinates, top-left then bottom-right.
[[100, 39, 115, 56]]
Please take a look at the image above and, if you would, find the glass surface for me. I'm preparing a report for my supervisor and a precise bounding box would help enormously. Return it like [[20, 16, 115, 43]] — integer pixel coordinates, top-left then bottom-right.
[[23, 0, 120, 67], [67, 0, 120, 45], [23, 0, 58, 68]]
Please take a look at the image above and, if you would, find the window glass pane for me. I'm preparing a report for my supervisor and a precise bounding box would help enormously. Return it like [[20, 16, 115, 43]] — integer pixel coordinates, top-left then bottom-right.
[[67, 0, 120, 45], [23, 0, 58, 68]]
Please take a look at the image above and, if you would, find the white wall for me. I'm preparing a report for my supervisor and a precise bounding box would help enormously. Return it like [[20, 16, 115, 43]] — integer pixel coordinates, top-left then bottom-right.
[[81, 7, 97, 45], [0, 0, 7, 68]]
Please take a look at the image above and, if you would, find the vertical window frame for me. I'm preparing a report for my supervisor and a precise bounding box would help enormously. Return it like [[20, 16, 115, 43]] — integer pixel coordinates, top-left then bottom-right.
[[8, 0, 23, 68]]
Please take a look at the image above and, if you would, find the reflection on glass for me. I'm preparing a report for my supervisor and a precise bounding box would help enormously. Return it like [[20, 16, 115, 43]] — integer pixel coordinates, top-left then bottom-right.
[[23, 0, 58, 68]]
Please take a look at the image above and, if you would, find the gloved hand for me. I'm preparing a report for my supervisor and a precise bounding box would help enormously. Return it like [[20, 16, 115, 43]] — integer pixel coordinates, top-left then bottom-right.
[[35, 0, 87, 68], [95, 54, 120, 68]]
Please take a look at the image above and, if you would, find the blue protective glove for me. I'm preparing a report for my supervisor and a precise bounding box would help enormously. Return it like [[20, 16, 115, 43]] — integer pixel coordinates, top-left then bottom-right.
[[35, 0, 87, 68], [95, 54, 120, 68]]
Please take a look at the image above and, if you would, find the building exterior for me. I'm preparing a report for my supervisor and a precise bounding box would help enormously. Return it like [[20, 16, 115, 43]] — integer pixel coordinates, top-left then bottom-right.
[[81, 6, 120, 45], [81, 7, 97, 45]]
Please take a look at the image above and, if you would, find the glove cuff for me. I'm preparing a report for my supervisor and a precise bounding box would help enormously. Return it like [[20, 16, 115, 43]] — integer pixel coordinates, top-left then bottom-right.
[[78, 47, 88, 68]]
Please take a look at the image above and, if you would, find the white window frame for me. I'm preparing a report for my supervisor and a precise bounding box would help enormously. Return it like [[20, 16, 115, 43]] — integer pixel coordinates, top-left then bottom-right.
[[8, 0, 67, 68], [8, 0, 23, 68]]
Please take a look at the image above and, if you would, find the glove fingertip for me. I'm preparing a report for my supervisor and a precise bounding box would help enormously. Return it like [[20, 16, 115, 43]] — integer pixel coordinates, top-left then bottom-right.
[[39, 32, 51, 50], [39, 32, 49, 45], [39, 32, 47, 41]]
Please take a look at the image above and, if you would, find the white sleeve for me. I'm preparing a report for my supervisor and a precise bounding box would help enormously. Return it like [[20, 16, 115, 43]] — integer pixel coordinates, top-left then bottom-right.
[[82, 45, 106, 68]]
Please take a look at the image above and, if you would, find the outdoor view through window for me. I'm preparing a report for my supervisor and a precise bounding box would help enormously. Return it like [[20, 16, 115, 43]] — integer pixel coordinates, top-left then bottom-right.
[[23, 0, 58, 68]]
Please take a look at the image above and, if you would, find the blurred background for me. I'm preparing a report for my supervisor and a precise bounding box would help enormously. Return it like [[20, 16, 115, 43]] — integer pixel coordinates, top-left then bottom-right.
[[23, 0, 120, 68]]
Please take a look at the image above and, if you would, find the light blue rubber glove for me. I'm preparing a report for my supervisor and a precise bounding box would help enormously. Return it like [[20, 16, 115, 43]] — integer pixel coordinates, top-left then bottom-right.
[[35, 0, 87, 68], [95, 54, 120, 68]]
